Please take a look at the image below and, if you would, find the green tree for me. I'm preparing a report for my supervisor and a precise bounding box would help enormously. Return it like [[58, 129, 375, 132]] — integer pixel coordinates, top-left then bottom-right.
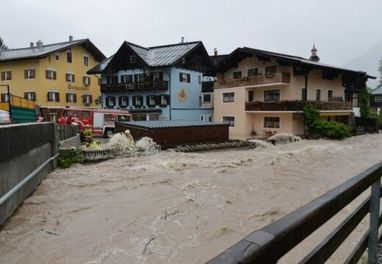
[[359, 87, 370, 119], [0, 37, 8, 49]]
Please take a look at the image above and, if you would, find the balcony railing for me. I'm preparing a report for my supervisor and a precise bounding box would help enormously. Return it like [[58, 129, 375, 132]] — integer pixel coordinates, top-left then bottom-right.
[[215, 72, 291, 89], [101, 81, 169, 92], [245, 100, 353, 111]]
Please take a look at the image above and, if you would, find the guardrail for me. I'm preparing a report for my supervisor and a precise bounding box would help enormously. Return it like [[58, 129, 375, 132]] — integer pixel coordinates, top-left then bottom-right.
[[57, 125, 80, 141], [207, 161, 382, 264]]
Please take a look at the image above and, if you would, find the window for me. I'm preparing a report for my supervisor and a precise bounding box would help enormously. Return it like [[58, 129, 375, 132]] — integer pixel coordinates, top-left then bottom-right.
[[248, 68, 259, 77], [264, 117, 280, 128], [24, 91, 36, 101], [147, 95, 156, 107], [106, 96, 115, 108], [47, 91, 60, 102], [203, 93, 212, 103], [198, 75, 202, 85], [233, 71, 242, 79], [130, 55, 137, 63], [83, 76, 91, 87], [160, 95, 169, 106], [223, 116, 235, 127], [152, 72, 162, 82], [66, 92, 77, 103], [1, 71, 12, 81], [83, 55, 89, 67], [265, 65, 277, 75], [301, 88, 307, 101], [223, 92, 235, 103], [316, 89, 321, 101], [248, 91, 254, 102], [24, 69, 35, 79], [134, 73, 144, 83], [200, 114, 205, 122], [1, 93, 10, 102], [119, 96, 129, 107], [46, 70, 56, 80], [82, 94, 92, 105], [328, 90, 333, 100], [375, 96, 382, 103], [121, 74, 133, 83], [264, 90, 280, 101], [66, 73, 75, 82], [133, 96, 143, 107], [55, 53, 60, 61], [179, 72, 190, 83], [207, 115, 213, 122], [66, 49, 72, 63]]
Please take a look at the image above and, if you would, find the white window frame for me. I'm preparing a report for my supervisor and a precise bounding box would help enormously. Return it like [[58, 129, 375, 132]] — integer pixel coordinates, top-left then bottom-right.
[[66, 72, 75, 82], [46, 69, 56, 80], [207, 115, 213, 122], [66, 92, 76, 103], [120, 96, 128, 107], [222, 116, 235, 127], [25, 68, 35, 79], [83, 75, 90, 86], [1, 92, 10, 102], [149, 95, 156, 106], [25, 91, 36, 101], [47, 90, 59, 102], [180, 72, 190, 83], [83, 94, 91, 104], [264, 116, 280, 129], [223, 92, 235, 103], [2, 70, 11, 81]]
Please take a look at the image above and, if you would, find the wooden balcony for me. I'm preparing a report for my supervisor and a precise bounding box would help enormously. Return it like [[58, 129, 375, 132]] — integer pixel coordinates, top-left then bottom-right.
[[101, 81, 169, 92], [245, 100, 353, 111], [215, 72, 291, 89]]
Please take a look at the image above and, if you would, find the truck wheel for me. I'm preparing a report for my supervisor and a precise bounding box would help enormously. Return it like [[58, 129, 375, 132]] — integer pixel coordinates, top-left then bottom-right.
[[104, 129, 114, 138]]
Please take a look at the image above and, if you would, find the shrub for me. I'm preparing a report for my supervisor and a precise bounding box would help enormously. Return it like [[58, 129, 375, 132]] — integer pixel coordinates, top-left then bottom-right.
[[58, 147, 84, 168], [303, 104, 351, 140]]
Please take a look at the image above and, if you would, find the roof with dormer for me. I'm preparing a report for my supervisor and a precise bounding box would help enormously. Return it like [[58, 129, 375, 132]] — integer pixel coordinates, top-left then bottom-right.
[[88, 41, 210, 74]]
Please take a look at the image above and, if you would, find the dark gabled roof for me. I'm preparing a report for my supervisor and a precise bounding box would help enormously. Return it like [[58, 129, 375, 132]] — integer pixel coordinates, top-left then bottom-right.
[[218, 47, 376, 79], [88, 41, 209, 74], [0, 39, 106, 62], [210, 54, 229, 67]]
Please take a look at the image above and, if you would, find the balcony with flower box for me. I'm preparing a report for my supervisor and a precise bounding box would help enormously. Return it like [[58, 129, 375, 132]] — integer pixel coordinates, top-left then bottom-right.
[[215, 72, 291, 89], [101, 81, 169, 93], [245, 100, 353, 112]]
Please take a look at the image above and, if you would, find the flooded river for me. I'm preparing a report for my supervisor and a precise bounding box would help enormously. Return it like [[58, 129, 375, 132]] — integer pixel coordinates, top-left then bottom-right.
[[1, 134, 382, 263]]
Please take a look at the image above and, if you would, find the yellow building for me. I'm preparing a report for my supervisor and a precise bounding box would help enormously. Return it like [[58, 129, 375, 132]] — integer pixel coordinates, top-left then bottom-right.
[[0, 36, 106, 108]]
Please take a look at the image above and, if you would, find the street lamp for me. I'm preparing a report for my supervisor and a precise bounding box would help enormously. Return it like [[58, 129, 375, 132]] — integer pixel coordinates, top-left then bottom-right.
[[0, 84, 12, 121]]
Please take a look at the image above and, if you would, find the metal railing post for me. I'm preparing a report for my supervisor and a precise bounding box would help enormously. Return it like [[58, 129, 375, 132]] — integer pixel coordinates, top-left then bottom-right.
[[368, 179, 381, 264]]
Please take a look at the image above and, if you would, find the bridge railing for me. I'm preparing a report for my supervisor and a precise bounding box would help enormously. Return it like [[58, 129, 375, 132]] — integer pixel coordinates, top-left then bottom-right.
[[207, 161, 382, 264], [57, 125, 80, 141]]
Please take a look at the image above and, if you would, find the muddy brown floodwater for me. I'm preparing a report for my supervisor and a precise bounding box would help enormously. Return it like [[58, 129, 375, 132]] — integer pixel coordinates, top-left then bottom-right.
[[1, 134, 382, 264]]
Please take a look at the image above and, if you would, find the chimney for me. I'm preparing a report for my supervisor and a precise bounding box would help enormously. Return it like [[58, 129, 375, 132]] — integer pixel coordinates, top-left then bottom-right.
[[36, 40, 43, 48], [69, 35, 73, 42], [30, 42, 34, 48], [181, 37, 184, 43], [214, 48, 218, 56]]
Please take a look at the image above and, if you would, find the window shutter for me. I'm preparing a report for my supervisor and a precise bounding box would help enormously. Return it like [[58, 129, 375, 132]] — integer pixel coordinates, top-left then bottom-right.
[[24, 92, 28, 99], [32, 69, 35, 78], [146, 96, 150, 106], [9, 71, 12, 80], [56, 92, 60, 102], [82, 95, 86, 103], [83, 76, 86, 86], [72, 74, 75, 83], [66, 93, 69, 102], [105, 96, 110, 107], [24, 70, 28, 79], [47, 92, 51, 101], [73, 94, 77, 103], [53, 71, 57, 80], [187, 74, 190, 83], [66, 73, 69, 81], [179, 73, 182, 82], [46, 70, 49, 79], [1, 93, 5, 102], [89, 95, 93, 103]]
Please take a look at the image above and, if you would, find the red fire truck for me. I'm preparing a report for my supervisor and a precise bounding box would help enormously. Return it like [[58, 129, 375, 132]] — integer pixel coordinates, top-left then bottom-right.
[[50, 107, 131, 137]]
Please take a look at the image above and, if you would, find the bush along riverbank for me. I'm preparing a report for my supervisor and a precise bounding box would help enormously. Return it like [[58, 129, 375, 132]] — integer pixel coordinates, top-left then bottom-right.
[[303, 104, 352, 140]]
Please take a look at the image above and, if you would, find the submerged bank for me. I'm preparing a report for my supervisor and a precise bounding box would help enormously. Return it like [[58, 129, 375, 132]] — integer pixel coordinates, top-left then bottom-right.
[[1, 134, 382, 263]]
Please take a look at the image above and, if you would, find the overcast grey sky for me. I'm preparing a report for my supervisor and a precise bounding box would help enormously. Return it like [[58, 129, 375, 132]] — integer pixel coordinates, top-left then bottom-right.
[[1, 0, 382, 66]]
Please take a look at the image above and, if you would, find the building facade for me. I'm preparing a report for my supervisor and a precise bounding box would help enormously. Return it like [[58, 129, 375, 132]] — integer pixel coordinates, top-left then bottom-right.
[[88, 41, 214, 121], [213, 46, 372, 139], [0, 37, 106, 109]]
